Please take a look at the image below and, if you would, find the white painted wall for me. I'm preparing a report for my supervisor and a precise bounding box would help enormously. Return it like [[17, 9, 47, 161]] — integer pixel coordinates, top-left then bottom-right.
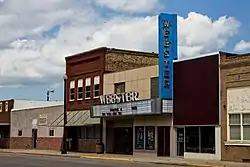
[[13, 100, 63, 111], [11, 105, 63, 138]]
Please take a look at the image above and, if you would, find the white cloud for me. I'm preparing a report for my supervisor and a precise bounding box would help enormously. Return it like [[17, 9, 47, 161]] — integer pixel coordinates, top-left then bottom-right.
[[0, 0, 241, 87], [234, 40, 250, 52], [93, 0, 163, 13]]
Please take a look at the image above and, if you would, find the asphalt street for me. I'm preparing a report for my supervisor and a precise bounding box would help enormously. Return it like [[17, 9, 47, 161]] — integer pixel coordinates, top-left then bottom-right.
[[0, 153, 184, 167]]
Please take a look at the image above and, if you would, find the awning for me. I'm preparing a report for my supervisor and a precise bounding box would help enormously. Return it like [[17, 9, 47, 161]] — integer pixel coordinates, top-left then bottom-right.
[[50, 110, 100, 127]]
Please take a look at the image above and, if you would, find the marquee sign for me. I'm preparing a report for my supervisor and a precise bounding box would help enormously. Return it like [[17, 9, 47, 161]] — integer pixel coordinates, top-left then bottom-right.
[[158, 13, 178, 99], [91, 99, 173, 118], [99, 91, 139, 105]]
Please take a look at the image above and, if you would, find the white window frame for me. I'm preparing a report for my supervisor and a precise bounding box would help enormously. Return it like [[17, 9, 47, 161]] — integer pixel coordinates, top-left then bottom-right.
[[5, 101, 8, 112], [227, 112, 250, 142], [77, 79, 83, 100], [49, 129, 55, 137], [93, 76, 100, 98], [69, 80, 75, 101], [0, 102, 2, 112], [85, 78, 91, 99]]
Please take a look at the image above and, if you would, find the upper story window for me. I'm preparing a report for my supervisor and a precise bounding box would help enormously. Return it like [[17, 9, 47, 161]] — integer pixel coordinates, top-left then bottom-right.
[[69, 80, 75, 101], [77, 79, 83, 100], [0, 102, 2, 112], [94, 76, 100, 98], [5, 101, 8, 112], [85, 78, 91, 99], [49, 129, 55, 137], [114, 82, 125, 94]]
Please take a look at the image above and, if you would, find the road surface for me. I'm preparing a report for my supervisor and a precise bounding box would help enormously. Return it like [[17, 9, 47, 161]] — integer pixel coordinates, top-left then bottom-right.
[[0, 153, 184, 167]]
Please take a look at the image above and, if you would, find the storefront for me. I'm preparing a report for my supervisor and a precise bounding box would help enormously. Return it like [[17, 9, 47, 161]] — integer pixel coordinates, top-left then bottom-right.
[[91, 91, 174, 156]]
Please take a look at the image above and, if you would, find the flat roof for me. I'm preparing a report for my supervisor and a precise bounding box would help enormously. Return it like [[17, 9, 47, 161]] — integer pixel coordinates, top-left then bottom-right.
[[173, 51, 220, 63]]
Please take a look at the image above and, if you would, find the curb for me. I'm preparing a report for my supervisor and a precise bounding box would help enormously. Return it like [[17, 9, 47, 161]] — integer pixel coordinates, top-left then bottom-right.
[[80, 155, 133, 162], [148, 161, 225, 167], [0, 151, 82, 158]]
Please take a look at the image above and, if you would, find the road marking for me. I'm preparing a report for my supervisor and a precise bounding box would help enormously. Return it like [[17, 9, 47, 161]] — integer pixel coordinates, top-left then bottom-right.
[[80, 155, 133, 162]]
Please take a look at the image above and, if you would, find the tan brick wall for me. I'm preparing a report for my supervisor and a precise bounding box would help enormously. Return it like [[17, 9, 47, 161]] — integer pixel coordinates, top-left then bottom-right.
[[220, 53, 250, 162], [105, 49, 158, 72]]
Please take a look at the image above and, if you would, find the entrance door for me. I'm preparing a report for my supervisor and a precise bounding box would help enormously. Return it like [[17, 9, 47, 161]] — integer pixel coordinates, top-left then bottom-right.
[[157, 126, 170, 156], [32, 129, 37, 149], [176, 128, 184, 156], [114, 127, 133, 155]]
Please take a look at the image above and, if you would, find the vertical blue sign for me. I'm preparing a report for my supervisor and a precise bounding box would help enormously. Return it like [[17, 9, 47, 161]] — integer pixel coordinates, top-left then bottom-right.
[[158, 13, 178, 99]]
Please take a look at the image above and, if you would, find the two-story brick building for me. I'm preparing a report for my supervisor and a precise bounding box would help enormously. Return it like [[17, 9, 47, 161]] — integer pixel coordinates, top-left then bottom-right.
[[64, 47, 158, 152], [220, 52, 250, 162]]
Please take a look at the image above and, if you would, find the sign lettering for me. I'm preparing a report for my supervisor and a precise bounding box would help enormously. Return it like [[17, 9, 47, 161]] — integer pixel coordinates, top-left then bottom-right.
[[100, 91, 139, 105], [158, 13, 177, 99]]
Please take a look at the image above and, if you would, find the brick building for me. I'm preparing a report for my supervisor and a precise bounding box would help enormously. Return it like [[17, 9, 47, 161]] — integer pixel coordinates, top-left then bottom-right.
[[0, 99, 14, 148], [64, 47, 158, 152], [220, 52, 250, 162], [10, 103, 63, 150]]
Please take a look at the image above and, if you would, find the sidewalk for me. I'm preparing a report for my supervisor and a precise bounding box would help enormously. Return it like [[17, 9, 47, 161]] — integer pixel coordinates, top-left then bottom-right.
[[0, 149, 249, 167]]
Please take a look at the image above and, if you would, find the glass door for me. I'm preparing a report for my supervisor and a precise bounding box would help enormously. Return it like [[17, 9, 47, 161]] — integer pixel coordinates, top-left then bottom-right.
[[176, 128, 184, 156]]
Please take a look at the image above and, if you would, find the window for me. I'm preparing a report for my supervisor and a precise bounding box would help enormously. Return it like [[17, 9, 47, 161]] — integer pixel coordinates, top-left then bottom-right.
[[5, 101, 8, 112], [0, 102, 2, 112], [77, 79, 83, 100], [185, 126, 215, 154], [49, 129, 55, 137], [94, 76, 100, 98], [114, 82, 125, 94], [18, 130, 22, 136], [85, 78, 91, 99], [69, 80, 75, 101], [150, 77, 159, 99], [79, 125, 100, 139], [229, 113, 250, 141]]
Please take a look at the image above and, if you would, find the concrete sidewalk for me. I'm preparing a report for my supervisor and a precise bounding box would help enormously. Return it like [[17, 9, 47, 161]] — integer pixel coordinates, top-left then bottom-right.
[[0, 149, 249, 167]]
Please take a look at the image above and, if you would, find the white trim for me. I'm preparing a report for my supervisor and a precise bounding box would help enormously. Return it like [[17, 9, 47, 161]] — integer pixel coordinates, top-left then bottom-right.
[[173, 51, 220, 63], [225, 141, 250, 146], [85, 78, 91, 86], [94, 76, 100, 85], [78, 79, 83, 87], [70, 80, 75, 88]]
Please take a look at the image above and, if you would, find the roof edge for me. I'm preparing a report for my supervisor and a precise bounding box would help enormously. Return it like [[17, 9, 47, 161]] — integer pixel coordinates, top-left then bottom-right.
[[173, 51, 220, 63]]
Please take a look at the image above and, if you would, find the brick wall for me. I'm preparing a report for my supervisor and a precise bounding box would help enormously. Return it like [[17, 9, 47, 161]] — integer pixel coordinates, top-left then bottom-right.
[[220, 53, 250, 162], [105, 49, 158, 72], [78, 139, 99, 153], [10, 137, 32, 149], [37, 137, 62, 150]]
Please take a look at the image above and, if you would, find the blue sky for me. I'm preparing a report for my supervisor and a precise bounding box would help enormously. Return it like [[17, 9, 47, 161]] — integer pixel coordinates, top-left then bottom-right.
[[0, 0, 249, 101]]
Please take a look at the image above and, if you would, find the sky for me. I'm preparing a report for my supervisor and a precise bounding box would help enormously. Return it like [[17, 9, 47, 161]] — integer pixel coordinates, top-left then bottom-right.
[[0, 0, 249, 101]]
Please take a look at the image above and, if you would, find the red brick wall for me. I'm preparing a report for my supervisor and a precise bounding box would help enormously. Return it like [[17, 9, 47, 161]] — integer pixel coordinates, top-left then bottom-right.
[[10, 137, 32, 149], [37, 137, 62, 150]]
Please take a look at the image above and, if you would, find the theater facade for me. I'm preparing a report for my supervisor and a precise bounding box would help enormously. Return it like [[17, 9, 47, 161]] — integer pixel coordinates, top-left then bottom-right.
[[91, 65, 174, 157]]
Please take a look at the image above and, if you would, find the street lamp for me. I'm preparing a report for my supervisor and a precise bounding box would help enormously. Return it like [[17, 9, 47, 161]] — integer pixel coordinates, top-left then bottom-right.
[[61, 74, 67, 154], [46, 90, 54, 101]]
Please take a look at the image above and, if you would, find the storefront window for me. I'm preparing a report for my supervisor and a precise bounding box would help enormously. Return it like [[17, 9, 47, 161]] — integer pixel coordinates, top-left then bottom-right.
[[185, 126, 215, 154], [200, 126, 215, 153], [185, 127, 199, 153], [79, 125, 100, 139], [135, 126, 144, 149], [145, 126, 155, 150]]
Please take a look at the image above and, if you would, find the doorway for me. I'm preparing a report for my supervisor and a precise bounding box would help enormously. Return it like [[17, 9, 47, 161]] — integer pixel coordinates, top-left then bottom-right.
[[176, 128, 184, 156], [114, 127, 133, 155], [31, 129, 37, 149], [157, 126, 170, 156]]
